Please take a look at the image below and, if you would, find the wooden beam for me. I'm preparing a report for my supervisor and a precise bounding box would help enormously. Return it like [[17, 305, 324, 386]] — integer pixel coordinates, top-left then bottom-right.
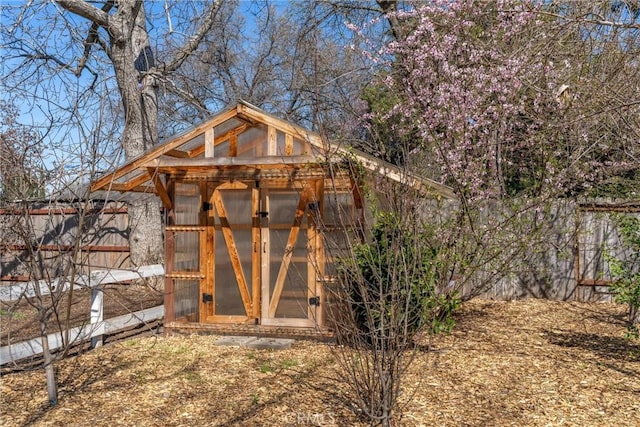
[[165, 149, 191, 158], [268, 126, 277, 156], [148, 155, 317, 169], [237, 102, 455, 199], [204, 127, 214, 158], [123, 172, 152, 191], [106, 183, 157, 193], [147, 169, 172, 210], [285, 134, 293, 156], [215, 181, 249, 191], [238, 103, 324, 147]]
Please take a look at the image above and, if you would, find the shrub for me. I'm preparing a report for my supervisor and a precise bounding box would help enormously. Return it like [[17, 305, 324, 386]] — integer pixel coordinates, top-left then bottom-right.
[[341, 211, 459, 348], [607, 214, 640, 339]]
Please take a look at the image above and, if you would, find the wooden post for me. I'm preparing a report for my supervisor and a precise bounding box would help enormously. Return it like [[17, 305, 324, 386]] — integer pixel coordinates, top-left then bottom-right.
[[261, 189, 270, 321], [314, 179, 325, 328], [307, 181, 319, 326], [205, 127, 215, 158], [198, 181, 208, 323], [90, 285, 104, 348], [268, 126, 277, 156], [251, 185, 261, 321], [204, 182, 215, 323], [164, 180, 176, 327], [285, 134, 293, 156]]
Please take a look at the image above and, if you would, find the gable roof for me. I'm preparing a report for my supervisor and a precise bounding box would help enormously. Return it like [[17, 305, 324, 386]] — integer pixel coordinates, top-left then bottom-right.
[[91, 100, 455, 200]]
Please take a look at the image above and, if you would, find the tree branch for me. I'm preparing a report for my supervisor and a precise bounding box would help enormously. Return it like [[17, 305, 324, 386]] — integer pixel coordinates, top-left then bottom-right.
[[535, 10, 640, 30], [162, 0, 221, 73], [56, 0, 111, 29], [75, 1, 115, 76]]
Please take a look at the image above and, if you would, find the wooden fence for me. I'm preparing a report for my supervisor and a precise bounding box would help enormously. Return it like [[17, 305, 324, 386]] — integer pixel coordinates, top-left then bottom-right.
[[0, 200, 131, 283], [1, 198, 638, 304], [476, 200, 640, 302]]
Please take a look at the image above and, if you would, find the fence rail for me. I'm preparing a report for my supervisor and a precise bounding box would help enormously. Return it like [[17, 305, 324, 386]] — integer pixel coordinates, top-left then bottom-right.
[[0, 264, 165, 366], [0, 305, 164, 366], [0, 264, 164, 302]]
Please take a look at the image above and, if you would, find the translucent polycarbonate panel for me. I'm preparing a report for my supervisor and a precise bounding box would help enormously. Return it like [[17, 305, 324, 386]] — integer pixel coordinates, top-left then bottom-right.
[[174, 279, 199, 321], [174, 231, 200, 271], [269, 192, 310, 319], [323, 191, 355, 226], [276, 130, 286, 155], [214, 189, 253, 316], [269, 191, 302, 223], [215, 140, 230, 157], [292, 138, 309, 155], [214, 228, 252, 316], [237, 125, 268, 157], [179, 133, 205, 153], [213, 116, 243, 136], [109, 169, 151, 188], [214, 190, 252, 225], [174, 182, 200, 225]]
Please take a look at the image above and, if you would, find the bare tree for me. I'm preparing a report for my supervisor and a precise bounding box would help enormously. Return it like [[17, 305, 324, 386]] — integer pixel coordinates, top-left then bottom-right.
[[0, 97, 102, 404], [2, 1, 223, 266]]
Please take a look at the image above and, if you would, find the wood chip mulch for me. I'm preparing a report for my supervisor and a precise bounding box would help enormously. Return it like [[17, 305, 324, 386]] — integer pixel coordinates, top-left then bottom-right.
[[1, 299, 639, 426]]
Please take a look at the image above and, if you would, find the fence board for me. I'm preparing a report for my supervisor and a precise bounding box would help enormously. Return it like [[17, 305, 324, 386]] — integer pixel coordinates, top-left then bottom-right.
[[0, 201, 131, 280]]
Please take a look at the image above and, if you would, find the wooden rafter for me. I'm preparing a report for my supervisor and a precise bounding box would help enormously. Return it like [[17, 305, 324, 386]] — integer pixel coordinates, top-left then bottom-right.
[[165, 149, 191, 158], [91, 105, 238, 191], [123, 172, 151, 191], [92, 100, 455, 200]]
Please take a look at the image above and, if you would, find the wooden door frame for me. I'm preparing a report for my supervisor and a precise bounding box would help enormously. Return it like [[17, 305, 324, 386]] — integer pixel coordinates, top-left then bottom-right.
[[202, 181, 259, 324], [260, 182, 320, 328]]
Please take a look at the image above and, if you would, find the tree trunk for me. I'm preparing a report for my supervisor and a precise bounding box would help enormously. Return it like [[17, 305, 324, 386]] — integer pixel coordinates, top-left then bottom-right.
[[108, 1, 163, 265], [56, 0, 219, 265], [41, 326, 58, 405]]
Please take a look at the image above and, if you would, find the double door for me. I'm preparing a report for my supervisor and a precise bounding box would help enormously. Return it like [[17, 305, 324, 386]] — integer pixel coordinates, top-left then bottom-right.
[[201, 181, 321, 327]]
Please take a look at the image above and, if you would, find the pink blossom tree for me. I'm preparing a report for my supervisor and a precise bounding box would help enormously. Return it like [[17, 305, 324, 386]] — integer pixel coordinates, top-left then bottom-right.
[[331, 2, 639, 423], [381, 0, 638, 201]]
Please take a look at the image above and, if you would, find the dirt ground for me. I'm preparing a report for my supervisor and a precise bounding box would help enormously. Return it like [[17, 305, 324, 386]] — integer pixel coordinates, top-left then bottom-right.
[[0, 282, 164, 346], [1, 299, 639, 426]]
